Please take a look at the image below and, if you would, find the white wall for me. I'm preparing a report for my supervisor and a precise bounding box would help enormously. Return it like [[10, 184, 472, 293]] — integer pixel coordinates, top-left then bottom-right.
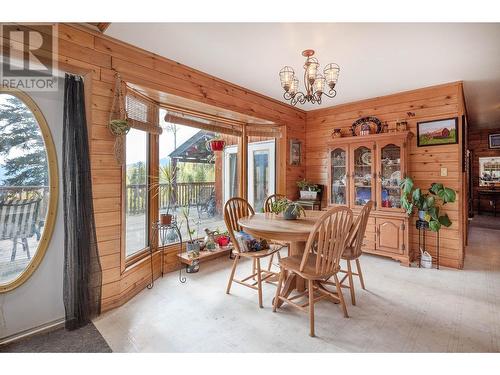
[[0, 78, 65, 340]]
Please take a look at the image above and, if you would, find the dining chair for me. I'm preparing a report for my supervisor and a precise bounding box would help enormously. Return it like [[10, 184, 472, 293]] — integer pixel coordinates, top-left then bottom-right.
[[263, 193, 287, 271], [273, 206, 353, 337], [224, 197, 282, 308], [338, 200, 373, 305]]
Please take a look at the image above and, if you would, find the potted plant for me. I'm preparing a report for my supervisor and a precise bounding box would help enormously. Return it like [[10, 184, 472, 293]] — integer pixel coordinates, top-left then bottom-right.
[[181, 206, 200, 256], [150, 164, 178, 225], [296, 179, 321, 200], [400, 177, 456, 231], [270, 198, 306, 220], [206, 133, 226, 152]]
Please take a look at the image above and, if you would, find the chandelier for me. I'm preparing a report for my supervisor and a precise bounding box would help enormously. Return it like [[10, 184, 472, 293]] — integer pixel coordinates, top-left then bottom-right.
[[279, 49, 340, 106]]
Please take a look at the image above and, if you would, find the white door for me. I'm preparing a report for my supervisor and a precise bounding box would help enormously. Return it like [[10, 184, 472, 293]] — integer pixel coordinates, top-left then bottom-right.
[[248, 140, 276, 212]]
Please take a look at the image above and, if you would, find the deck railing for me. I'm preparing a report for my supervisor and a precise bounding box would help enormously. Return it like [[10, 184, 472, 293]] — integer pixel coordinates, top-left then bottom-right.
[[0, 185, 50, 223], [127, 181, 215, 215]]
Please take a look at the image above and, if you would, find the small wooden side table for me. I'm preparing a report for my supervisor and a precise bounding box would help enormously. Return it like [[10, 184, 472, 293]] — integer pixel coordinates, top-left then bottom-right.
[[295, 199, 321, 210]]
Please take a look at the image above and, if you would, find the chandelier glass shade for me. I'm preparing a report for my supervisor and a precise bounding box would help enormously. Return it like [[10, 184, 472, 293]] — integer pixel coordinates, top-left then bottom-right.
[[279, 50, 340, 106]]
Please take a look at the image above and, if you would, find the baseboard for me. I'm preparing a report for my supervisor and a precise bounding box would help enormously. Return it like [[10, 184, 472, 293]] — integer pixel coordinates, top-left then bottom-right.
[[0, 318, 65, 346]]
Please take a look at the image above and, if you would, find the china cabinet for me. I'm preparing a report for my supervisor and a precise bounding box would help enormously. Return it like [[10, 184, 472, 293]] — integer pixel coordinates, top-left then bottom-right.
[[327, 131, 413, 265]]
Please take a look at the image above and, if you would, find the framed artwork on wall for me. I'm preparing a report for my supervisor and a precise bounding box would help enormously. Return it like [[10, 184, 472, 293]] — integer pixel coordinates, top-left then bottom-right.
[[290, 139, 301, 166], [488, 133, 500, 149], [417, 117, 458, 147]]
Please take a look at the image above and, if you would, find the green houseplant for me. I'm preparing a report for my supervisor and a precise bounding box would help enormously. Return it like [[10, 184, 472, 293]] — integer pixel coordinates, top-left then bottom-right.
[[399, 177, 456, 231], [150, 164, 178, 225], [296, 179, 321, 200], [270, 198, 306, 220], [181, 205, 200, 257]]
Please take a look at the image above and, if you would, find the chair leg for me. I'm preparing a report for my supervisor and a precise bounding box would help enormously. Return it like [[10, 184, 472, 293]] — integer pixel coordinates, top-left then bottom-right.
[[273, 268, 285, 312], [334, 274, 349, 318], [226, 255, 239, 294], [267, 253, 275, 271], [11, 238, 17, 262], [308, 279, 315, 337], [252, 258, 257, 280], [23, 238, 31, 260], [256, 258, 263, 308], [347, 260, 356, 305], [356, 258, 366, 290]]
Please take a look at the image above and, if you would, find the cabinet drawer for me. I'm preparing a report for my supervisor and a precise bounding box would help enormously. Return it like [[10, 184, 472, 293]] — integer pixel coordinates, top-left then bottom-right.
[[375, 218, 405, 254]]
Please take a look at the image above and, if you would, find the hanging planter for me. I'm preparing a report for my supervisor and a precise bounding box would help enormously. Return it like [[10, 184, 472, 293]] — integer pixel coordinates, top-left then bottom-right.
[[206, 135, 226, 152], [108, 73, 129, 165], [108, 118, 130, 137]]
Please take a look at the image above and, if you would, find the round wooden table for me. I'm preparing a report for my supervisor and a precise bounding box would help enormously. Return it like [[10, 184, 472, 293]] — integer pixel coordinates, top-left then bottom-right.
[[238, 211, 325, 304]]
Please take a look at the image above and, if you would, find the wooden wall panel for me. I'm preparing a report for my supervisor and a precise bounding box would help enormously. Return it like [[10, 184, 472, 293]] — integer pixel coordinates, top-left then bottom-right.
[[0, 23, 305, 312], [468, 127, 500, 210], [305, 82, 465, 269]]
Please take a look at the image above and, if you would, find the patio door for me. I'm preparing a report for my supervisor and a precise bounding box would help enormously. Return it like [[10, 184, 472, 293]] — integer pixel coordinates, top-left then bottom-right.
[[223, 140, 276, 212], [248, 140, 276, 212]]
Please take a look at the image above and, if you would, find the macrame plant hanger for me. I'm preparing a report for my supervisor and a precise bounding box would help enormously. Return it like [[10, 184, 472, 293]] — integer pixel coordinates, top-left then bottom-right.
[[108, 72, 129, 165]]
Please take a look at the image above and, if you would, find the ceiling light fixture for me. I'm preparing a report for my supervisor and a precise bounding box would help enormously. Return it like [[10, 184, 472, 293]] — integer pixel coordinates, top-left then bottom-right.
[[279, 49, 340, 106]]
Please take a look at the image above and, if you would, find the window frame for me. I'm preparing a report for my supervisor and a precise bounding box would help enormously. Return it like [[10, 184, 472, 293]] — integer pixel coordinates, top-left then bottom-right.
[[0, 87, 59, 293], [122, 102, 287, 267]]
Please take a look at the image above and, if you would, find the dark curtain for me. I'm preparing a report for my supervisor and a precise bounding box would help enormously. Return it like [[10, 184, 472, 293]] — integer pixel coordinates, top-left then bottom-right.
[[63, 74, 102, 330]]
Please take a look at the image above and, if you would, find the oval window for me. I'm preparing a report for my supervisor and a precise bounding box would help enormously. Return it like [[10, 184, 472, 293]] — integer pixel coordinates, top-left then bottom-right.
[[0, 88, 58, 293]]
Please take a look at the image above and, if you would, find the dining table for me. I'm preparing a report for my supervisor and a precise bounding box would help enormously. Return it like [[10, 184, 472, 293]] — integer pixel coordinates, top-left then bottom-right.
[[238, 210, 326, 306]]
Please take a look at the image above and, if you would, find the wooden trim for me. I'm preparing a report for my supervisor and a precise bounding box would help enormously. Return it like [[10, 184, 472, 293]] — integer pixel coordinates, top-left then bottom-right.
[[96, 23, 111, 33], [239, 124, 248, 199]]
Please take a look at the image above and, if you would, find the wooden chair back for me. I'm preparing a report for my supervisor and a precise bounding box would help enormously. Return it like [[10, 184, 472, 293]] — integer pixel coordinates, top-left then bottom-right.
[[263, 194, 286, 213], [224, 197, 255, 253], [0, 198, 41, 240], [301, 206, 353, 277], [346, 201, 373, 259]]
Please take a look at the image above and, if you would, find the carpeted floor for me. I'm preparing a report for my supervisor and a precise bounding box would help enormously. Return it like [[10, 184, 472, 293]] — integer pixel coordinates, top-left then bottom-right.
[[0, 322, 112, 353], [469, 214, 500, 230]]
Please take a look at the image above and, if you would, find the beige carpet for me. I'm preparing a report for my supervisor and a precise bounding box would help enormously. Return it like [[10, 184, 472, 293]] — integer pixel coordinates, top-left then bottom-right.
[[93, 223, 500, 352]]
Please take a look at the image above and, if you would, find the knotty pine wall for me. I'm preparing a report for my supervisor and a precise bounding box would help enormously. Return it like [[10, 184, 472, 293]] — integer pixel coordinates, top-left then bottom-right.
[[1, 23, 306, 312], [305, 82, 466, 268], [468, 127, 500, 212]]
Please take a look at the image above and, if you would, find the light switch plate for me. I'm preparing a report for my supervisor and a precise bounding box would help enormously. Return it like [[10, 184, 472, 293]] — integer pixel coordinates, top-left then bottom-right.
[[440, 167, 448, 176]]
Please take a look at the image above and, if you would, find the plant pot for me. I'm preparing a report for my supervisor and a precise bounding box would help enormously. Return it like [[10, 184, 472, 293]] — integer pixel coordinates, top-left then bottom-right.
[[418, 210, 426, 221], [206, 139, 225, 152], [160, 213, 172, 225], [186, 241, 201, 256], [283, 206, 298, 220], [300, 190, 317, 200], [217, 235, 230, 247]]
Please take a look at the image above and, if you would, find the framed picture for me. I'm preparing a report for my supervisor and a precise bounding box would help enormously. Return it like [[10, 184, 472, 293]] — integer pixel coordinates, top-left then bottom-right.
[[417, 117, 458, 147], [488, 133, 500, 149], [290, 139, 301, 166]]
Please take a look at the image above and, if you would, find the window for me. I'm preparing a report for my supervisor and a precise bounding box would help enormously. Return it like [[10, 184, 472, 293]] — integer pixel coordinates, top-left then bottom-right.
[[0, 89, 58, 292], [125, 128, 149, 257], [158, 109, 226, 244]]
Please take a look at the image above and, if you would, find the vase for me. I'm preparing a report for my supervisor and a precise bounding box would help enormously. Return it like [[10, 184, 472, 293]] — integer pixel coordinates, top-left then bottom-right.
[[160, 213, 172, 225], [283, 206, 298, 220], [332, 128, 342, 139], [418, 210, 426, 221]]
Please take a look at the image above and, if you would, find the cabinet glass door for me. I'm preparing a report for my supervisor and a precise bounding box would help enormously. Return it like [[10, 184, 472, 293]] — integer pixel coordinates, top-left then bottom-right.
[[352, 145, 374, 207], [379, 143, 402, 209], [330, 148, 348, 205]]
